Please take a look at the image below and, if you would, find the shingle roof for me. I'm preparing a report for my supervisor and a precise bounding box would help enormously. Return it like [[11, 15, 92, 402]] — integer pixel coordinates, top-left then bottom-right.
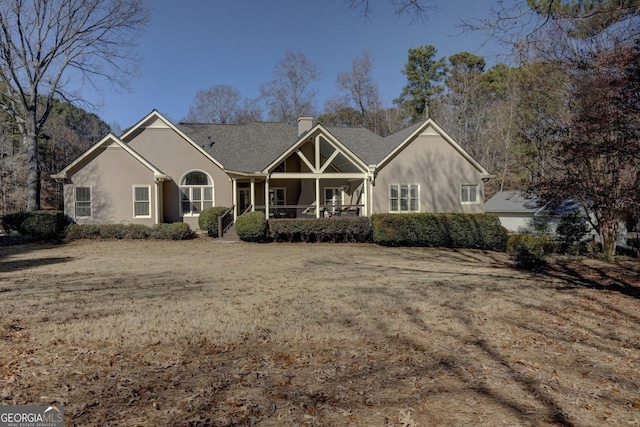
[[325, 122, 423, 165], [484, 191, 541, 213], [177, 122, 299, 173], [177, 120, 451, 173], [485, 191, 584, 216]]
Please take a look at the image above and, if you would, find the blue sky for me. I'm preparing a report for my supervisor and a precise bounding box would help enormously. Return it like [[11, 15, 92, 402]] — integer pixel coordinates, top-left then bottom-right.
[[93, 0, 514, 129]]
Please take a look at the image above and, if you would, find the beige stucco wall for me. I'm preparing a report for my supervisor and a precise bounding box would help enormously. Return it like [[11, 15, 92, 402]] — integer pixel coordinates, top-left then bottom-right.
[[372, 131, 485, 214], [63, 145, 158, 225], [127, 128, 232, 229]]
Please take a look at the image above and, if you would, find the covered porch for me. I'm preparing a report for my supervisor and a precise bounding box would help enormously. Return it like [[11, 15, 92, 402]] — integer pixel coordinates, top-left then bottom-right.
[[228, 127, 374, 221], [229, 175, 369, 220]]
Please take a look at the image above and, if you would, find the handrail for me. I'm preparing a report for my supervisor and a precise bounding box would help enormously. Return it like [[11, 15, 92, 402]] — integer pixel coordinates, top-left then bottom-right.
[[217, 205, 235, 238], [240, 204, 252, 216], [254, 204, 364, 218]]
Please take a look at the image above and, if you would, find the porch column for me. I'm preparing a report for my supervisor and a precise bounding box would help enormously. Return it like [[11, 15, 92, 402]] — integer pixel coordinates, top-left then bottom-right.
[[250, 179, 255, 212], [265, 177, 270, 218], [315, 177, 321, 218], [362, 177, 368, 217], [232, 178, 237, 221]]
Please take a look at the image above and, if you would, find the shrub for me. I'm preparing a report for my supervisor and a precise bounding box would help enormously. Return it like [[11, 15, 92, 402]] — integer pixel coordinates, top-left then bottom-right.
[[507, 234, 554, 271], [556, 210, 590, 255], [150, 222, 194, 240], [65, 224, 101, 240], [65, 222, 193, 240], [371, 213, 508, 251], [123, 224, 151, 239], [269, 217, 372, 243], [506, 233, 554, 255], [236, 211, 267, 242], [198, 206, 230, 237], [1, 210, 66, 240], [94, 224, 128, 239], [22, 210, 66, 240], [1, 211, 29, 234]]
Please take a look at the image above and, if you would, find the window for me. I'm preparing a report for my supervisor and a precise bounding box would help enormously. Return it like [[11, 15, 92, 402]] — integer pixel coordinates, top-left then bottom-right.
[[269, 188, 286, 205], [180, 171, 213, 216], [75, 186, 92, 218], [325, 187, 343, 212], [461, 184, 478, 203], [268, 187, 286, 217], [390, 184, 419, 212], [133, 186, 151, 217], [273, 161, 286, 172]]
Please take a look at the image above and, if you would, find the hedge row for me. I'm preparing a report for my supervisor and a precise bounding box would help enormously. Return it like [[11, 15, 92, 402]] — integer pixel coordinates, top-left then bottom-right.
[[371, 213, 508, 251], [269, 217, 372, 243], [1, 210, 66, 240], [65, 222, 194, 240]]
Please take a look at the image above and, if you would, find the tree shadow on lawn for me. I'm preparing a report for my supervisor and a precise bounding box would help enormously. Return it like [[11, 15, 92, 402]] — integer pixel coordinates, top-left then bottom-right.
[[344, 284, 577, 426], [0, 240, 73, 273], [544, 258, 640, 300]]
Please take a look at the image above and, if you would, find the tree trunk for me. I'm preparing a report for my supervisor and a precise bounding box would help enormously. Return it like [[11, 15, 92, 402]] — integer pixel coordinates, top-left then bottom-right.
[[599, 218, 619, 260], [25, 112, 40, 211]]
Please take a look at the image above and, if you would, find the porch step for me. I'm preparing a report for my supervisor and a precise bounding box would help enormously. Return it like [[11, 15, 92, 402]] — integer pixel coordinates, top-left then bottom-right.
[[219, 224, 239, 242]]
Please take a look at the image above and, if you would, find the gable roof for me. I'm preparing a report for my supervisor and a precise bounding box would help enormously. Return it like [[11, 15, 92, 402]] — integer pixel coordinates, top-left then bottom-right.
[[376, 119, 492, 177], [121, 110, 225, 170], [52, 133, 169, 180], [176, 118, 491, 176], [262, 124, 370, 173]]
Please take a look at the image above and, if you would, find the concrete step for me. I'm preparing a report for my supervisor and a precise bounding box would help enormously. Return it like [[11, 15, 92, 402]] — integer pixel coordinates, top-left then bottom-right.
[[219, 224, 239, 242]]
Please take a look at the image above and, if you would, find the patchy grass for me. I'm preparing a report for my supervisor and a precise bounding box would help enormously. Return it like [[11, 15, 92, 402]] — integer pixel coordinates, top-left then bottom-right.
[[0, 239, 639, 426]]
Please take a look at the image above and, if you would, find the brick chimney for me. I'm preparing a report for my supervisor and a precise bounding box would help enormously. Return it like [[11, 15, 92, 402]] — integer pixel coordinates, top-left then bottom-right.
[[297, 116, 313, 136]]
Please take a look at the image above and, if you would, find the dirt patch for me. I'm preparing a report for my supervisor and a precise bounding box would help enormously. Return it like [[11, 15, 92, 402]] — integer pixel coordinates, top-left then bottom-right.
[[1, 239, 639, 426]]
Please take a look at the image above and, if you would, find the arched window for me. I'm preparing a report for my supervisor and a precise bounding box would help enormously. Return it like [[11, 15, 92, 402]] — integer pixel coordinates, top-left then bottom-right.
[[180, 171, 214, 216]]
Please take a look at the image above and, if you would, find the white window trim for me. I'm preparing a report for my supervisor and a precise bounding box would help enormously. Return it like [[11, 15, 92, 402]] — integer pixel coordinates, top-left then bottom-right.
[[133, 185, 152, 218], [389, 184, 420, 213], [74, 185, 92, 218], [269, 187, 286, 205], [461, 184, 479, 204], [180, 186, 215, 217], [180, 170, 214, 217], [324, 187, 344, 206]]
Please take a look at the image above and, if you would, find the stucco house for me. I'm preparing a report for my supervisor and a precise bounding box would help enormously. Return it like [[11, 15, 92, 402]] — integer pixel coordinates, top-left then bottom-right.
[[52, 110, 492, 232]]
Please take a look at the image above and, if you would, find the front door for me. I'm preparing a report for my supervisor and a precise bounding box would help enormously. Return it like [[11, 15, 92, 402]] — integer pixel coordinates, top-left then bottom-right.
[[238, 188, 250, 213]]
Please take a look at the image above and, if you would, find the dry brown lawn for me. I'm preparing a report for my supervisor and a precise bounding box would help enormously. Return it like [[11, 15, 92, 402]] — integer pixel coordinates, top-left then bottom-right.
[[0, 238, 639, 426]]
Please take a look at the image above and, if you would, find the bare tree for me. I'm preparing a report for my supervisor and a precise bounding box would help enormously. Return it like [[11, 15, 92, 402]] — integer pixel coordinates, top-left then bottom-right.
[[260, 49, 320, 124], [184, 85, 263, 124], [0, 0, 149, 210], [235, 98, 264, 124], [345, 0, 435, 22], [336, 50, 381, 116], [185, 85, 241, 124]]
